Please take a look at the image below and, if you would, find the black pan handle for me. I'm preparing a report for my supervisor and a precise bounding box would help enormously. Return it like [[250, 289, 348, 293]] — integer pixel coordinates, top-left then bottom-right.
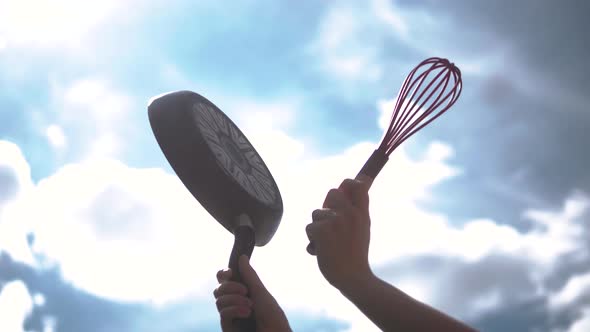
[[228, 219, 256, 332]]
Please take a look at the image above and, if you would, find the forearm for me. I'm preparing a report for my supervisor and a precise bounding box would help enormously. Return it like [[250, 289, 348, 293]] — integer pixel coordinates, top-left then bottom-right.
[[339, 272, 477, 332]]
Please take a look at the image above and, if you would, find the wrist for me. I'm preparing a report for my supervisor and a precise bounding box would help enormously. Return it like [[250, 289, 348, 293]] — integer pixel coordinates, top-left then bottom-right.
[[335, 266, 377, 299]]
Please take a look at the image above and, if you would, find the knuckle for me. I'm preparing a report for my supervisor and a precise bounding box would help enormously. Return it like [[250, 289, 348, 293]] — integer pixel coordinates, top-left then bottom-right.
[[325, 188, 342, 201], [305, 223, 314, 234], [312, 208, 337, 221], [311, 209, 322, 221], [328, 188, 340, 196], [340, 178, 359, 192], [342, 178, 357, 187], [215, 296, 225, 310], [307, 223, 324, 240], [308, 222, 327, 240], [216, 294, 246, 311], [217, 282, 239, 296], [216, 270, 223, 281], [219, 307, 235, 320]]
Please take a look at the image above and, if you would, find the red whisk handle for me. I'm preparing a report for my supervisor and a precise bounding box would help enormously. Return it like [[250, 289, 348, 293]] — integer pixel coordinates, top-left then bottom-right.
[[358, 149, 388, 181]]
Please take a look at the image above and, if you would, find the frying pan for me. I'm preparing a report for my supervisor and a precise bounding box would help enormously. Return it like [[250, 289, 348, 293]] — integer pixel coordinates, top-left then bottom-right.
[[148, 90, 283, 331]]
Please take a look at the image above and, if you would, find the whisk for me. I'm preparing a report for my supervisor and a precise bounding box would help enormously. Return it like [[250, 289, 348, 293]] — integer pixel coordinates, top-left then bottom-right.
[[307, 57, 462, 254], [358, 57, 462, 183]]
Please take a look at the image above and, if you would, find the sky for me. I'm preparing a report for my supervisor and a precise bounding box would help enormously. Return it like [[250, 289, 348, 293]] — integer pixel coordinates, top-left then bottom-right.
[[0, 0, 589, 331]]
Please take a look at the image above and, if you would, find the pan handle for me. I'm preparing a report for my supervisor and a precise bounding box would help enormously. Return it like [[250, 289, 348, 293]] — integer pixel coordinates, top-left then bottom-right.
[[228, 215, 256, 332]]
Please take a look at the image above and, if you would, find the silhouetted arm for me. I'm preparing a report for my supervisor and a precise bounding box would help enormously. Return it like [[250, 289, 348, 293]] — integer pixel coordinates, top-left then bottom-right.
[[306, 178, 477, 331], [339, 271, 477, 332]]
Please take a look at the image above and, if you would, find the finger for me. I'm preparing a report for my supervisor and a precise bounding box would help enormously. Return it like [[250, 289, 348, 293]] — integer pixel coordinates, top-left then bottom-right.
[[323, 188, 351, 210], [308, 209, 338, 256], [305, 219, 332, 243], [217, 269, 232, 283], [216, 294, 253, 311], [306, 220, 333, 256], [213, 281, 249, 299], [339, 178, 370, 210], [238, 255, 267, 295], [220, 306, 252, 328], [312, 208, 338, 222]]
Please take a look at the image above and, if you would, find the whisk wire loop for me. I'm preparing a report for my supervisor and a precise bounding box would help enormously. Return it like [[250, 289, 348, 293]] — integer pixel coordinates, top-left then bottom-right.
[[388, 63, 450, 151], [377, 57, 463, 156]]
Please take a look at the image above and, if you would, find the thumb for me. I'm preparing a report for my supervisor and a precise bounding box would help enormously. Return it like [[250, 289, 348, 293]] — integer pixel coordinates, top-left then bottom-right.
[[239, 255, 267, 295]]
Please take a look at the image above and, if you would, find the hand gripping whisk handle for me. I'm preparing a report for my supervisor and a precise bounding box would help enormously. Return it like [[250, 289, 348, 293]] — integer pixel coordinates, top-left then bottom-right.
[[306, 149, 385, 255]]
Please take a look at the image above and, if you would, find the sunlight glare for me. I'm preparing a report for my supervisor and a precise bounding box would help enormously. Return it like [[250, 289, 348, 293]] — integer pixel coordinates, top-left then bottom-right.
[[0, 0, 121, 46]]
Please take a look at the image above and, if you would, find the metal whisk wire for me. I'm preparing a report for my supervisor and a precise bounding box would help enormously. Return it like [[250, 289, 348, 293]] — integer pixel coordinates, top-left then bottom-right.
[[359, 57, 463, 182]]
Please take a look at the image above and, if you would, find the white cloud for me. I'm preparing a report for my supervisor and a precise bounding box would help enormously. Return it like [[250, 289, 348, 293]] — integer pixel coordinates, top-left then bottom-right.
[[32, 293, 46, 307], [569, 308, 590, 332], [310, 0, 510, 87], [228, 98, 305, 171], [5, 158, 232, 303], [551, 272, 590, 309], [86, 132, 121, 161], [0, 141, 35, 265], [307, 6, 383, 82], [306, 0, 452, 85], [43, 317, 57, 332], [377, 98, 398, 131], [0, 0, 123, 48], [371, 184, 589, 270], [60, 78, 130, 124], [49, 78, 133, 160], [232, 99, 298, 131], [0, 141, 33, 198], [517, 193, 589, 267], [0, 281, 33, 332], [46, 125, 67, 149], [370, 0, 409, 39]]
